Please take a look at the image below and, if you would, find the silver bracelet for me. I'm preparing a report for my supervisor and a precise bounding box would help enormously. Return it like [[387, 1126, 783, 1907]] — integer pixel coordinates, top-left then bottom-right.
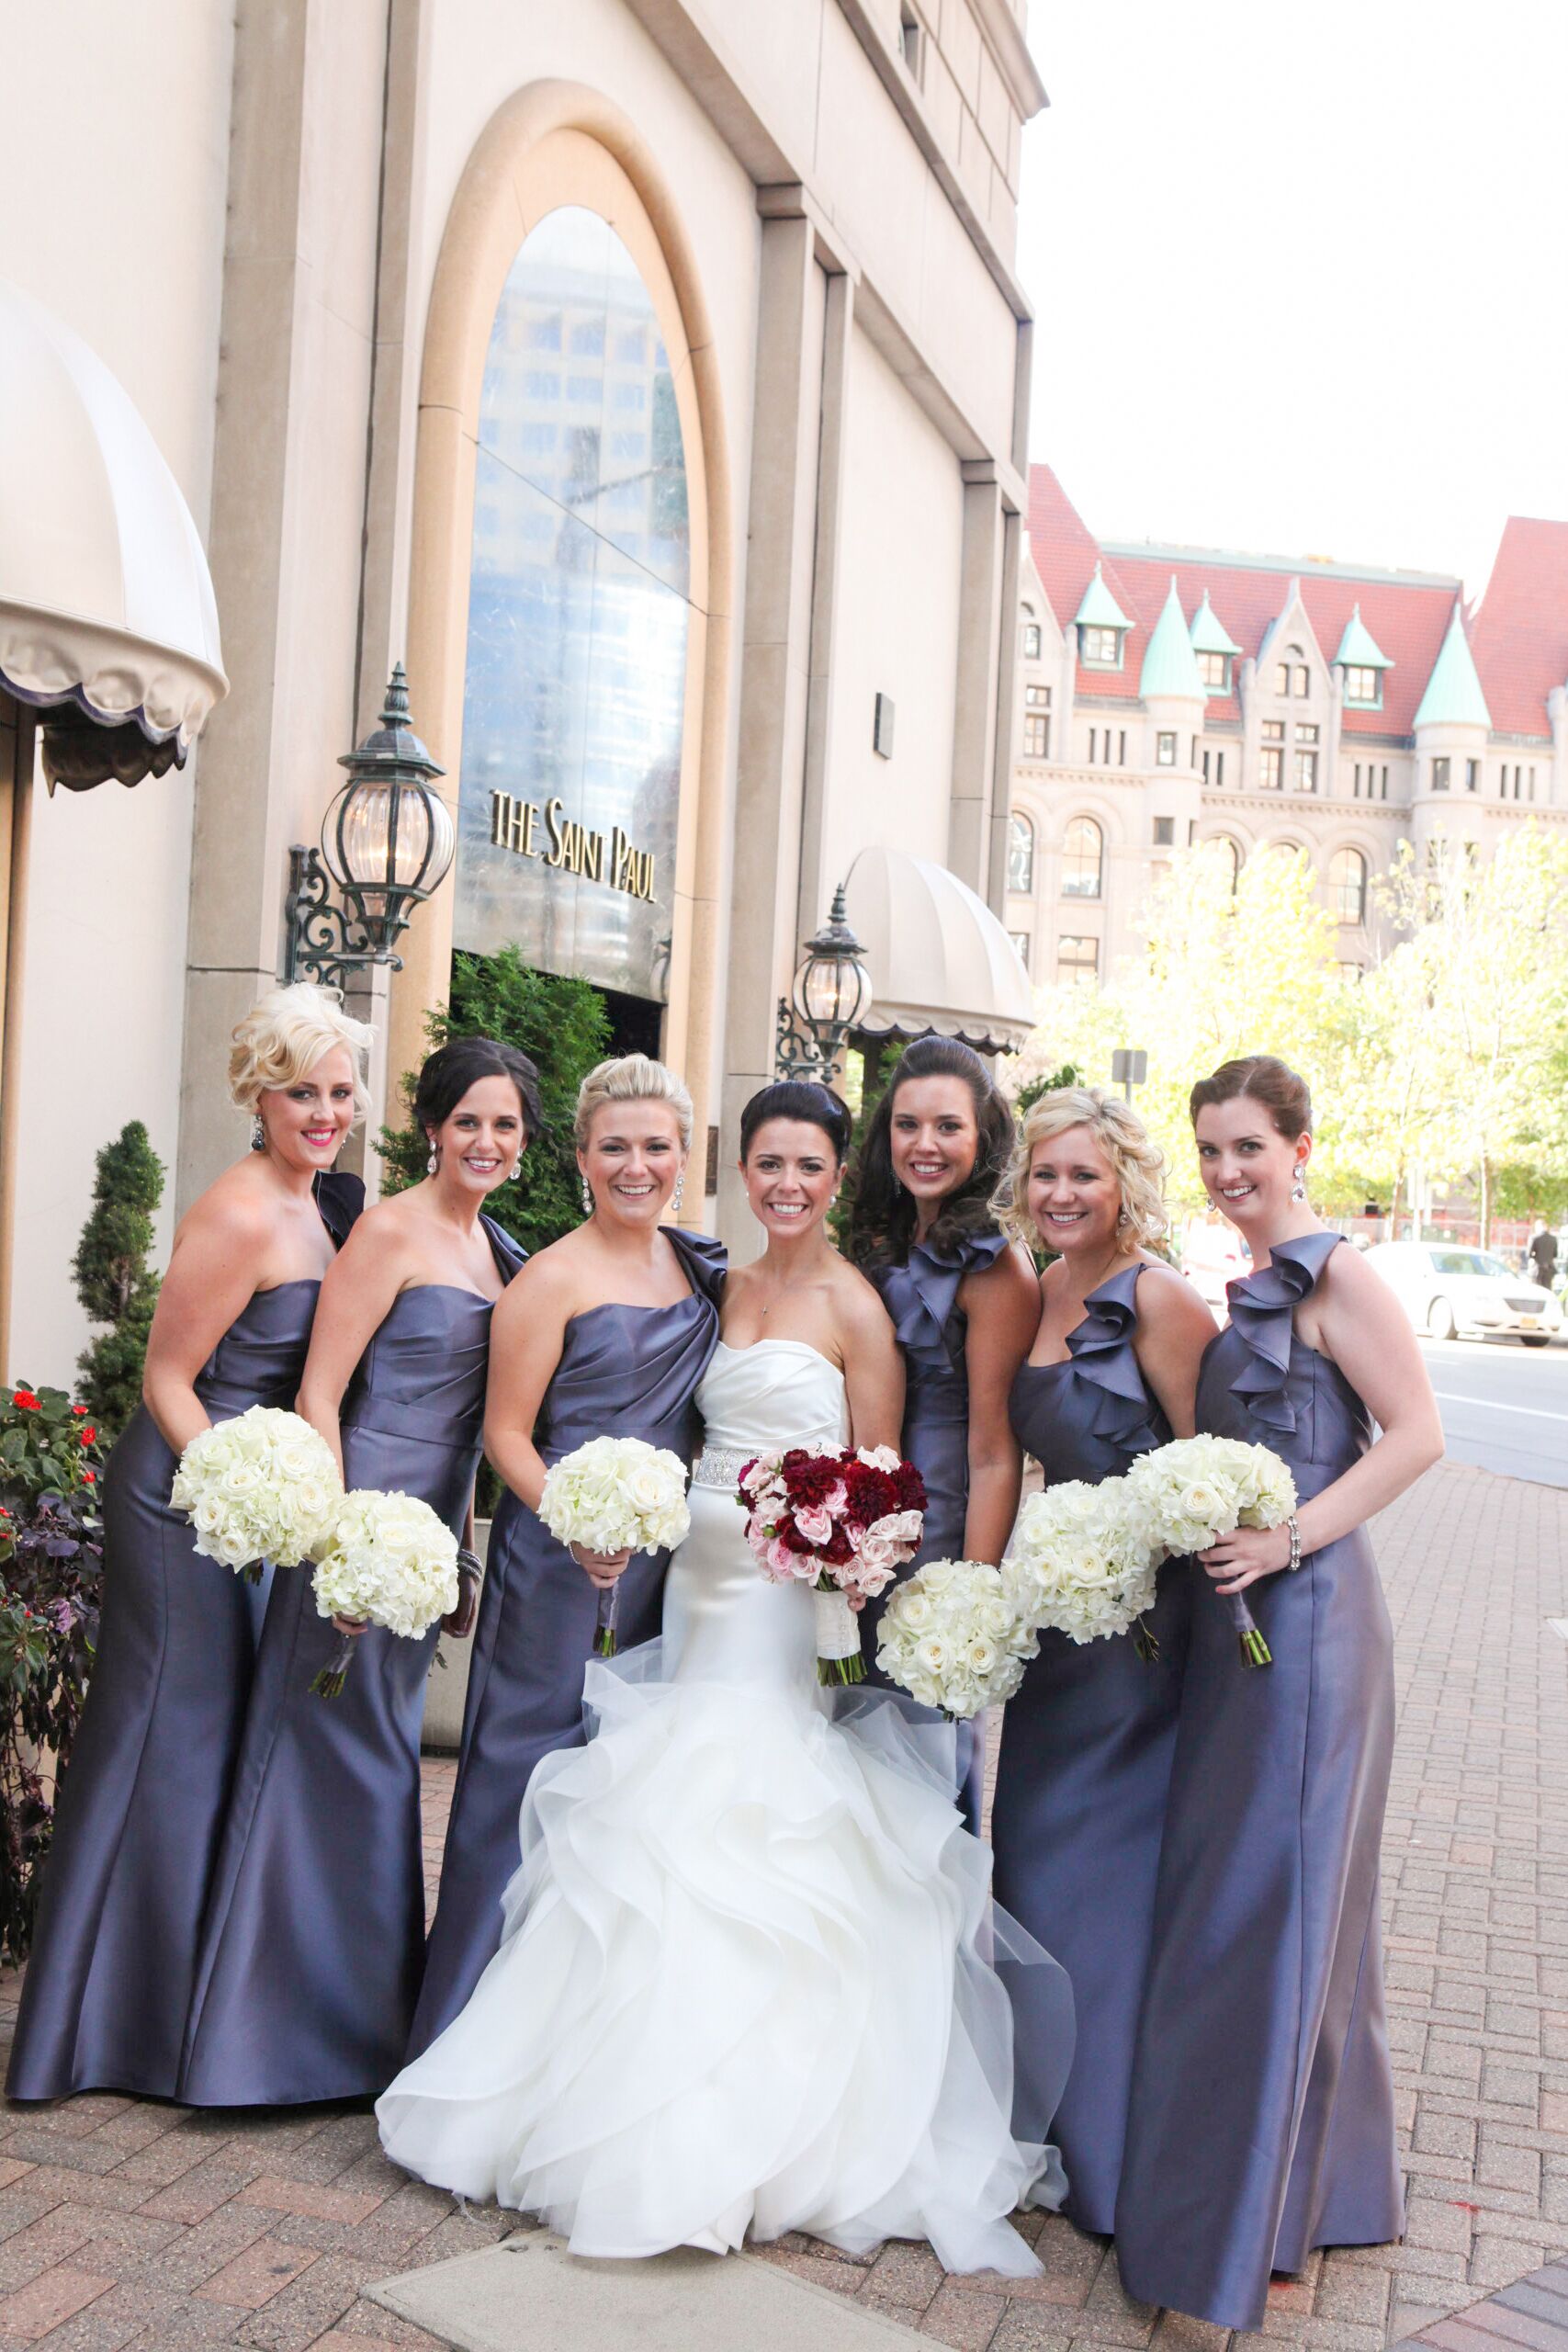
[[1285, 1515, 1302, 1572]]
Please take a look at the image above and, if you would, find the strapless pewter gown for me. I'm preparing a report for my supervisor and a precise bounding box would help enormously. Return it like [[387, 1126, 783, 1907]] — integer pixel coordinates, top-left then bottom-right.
[[1116, 1232, 1404, 2329], [990, 1264, 1191, 2234], [6, 1173, 363, 2102], [408, 1227, 726, 2054], [867, 1229, 1010, 1831], [175, 1217, 525, 2105], [378, 1339, 1075, 2274]]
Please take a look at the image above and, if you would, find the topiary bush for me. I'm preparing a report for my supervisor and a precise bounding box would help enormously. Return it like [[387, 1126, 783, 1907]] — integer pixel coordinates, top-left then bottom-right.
[[73, 1120, 164, 1440]]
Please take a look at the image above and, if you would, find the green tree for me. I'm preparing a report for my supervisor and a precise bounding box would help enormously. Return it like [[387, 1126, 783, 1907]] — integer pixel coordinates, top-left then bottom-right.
[[378, 948, 613, 1257], [72, 1122, 164, 1438]]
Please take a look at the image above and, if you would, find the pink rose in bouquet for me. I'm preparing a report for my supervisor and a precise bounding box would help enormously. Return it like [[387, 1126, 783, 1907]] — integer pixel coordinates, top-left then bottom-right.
[[736, 1444, 927, 1684]]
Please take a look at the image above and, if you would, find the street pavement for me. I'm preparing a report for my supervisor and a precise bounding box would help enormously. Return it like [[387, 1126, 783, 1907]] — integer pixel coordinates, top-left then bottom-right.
[[1, 1456, 1565, 2352], [1420, 1338, 1568, 1489]]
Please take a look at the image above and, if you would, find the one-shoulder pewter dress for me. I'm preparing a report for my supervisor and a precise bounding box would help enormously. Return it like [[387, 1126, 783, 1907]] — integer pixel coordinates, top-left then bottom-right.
[[176, 1216, 525, 2105], [867, 1229, 1010, 1831], [990, 1265, 1191, 2234], [6, 1173, 363, 2103], [408, 1227, 725, 2055], [1116, 1233, 1403, 2331]]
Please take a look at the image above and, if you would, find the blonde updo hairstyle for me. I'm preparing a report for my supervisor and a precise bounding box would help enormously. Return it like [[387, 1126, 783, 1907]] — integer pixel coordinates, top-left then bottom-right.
[[994, 1084, 1168, 1252], [228, 984, 375, 1125], [573, 1054, 694, 1154]]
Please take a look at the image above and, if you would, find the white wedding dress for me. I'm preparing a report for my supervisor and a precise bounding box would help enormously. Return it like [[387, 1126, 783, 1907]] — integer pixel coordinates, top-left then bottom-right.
[[378, 1340, 1072, 2275]]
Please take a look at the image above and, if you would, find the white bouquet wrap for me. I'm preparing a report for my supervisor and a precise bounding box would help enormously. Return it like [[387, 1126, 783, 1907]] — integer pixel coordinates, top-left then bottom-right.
[[308, 1487, 461, 1697], [538, 1435, 691, 1656], [170, 1406, 342, 1583], [1009, 1478, 1161, 1654], [876, 1557, 1039, 1720], [1124, 1434, 1298, 1668]]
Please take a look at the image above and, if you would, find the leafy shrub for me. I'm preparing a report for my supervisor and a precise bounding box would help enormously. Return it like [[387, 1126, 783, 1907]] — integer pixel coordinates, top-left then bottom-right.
[[73, 1122, 164, 1440], [0, 1385, 105, 1964]]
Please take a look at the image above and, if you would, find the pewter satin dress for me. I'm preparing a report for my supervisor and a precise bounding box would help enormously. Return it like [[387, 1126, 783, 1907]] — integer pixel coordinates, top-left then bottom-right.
[[866, 1227, 1009, 1830], [408, 1227, 726, 2055], [990, 1264, 1191, 2235], [6, 1173, 363, 2103], [175, 1216, 525, 2106], [1115, 1232, 1404, 2331]]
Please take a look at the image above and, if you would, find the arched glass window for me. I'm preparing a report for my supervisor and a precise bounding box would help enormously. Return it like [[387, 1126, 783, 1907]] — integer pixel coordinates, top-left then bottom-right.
[[457, 205, 690, 1002], [1007, 809, 1035, 893], [1061, 815, 1103, 899], [1021, 611, 1043, 661], [1330, 845, 1368, 925]]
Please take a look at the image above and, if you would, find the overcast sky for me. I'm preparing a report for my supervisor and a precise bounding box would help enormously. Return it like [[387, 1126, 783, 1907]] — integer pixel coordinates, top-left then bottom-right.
[[1015, 1, 1568, 598]]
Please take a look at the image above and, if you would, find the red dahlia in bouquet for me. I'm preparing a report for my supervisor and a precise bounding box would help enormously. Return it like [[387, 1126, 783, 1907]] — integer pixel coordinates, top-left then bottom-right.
[[736, 1443, 927, 1684]]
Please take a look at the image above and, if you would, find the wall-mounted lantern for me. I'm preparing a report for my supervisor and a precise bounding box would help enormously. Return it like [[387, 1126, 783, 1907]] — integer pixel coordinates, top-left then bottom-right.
[[774, 882, 874, 1087]]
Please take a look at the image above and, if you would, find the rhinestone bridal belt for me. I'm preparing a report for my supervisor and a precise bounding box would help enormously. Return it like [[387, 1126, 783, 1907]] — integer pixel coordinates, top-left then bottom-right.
[[691, 1446, 750, 1491]]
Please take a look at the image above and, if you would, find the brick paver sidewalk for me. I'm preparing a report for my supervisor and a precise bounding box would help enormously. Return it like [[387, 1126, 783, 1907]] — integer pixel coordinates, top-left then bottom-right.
[[2, 1459, 1564, 2352]]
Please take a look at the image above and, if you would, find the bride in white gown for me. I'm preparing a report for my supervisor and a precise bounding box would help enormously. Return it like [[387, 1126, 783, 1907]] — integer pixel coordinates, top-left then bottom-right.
[[378, 1082, 1073, 2277]]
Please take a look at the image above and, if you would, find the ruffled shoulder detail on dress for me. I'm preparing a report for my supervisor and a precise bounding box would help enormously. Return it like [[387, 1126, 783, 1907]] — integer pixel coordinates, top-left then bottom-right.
[[1066, 1264, 1164, 1455], [480, 1215, 527, 1283], [313, 1170, 365, 1249], [667, 1226, 728, 1309], [1224, 1230, 1343, 1434], [883, 1229, 1010, 1368]]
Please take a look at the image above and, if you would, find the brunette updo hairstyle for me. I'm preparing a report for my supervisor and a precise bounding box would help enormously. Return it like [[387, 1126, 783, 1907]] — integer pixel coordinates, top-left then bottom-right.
[[1189, 1054, 1313, 1140], [846, 1035, 1016, 1270], [739, 1081, 853, 1165], [413, 1036, 543, 1152]]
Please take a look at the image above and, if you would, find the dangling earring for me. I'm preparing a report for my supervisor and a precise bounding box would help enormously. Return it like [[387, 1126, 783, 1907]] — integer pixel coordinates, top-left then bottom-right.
[[1116, 1206, 1131, 1228], [508, 1157, 523, 1183], [426, 1142, 439, 1176], [581, 1177, 594, 1216], [671, 1171, 686, 1218], [251, 1114, 267, 1153], [1291, 1164, 1307, 1204]]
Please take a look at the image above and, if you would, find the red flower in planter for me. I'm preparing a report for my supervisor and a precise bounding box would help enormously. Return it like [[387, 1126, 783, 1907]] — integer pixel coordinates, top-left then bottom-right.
[[80, 1427, 97, 1446], [11, 1390, 39, 1411], [71, 1405, 88, 1417], [82, 1470, 96, 1485]]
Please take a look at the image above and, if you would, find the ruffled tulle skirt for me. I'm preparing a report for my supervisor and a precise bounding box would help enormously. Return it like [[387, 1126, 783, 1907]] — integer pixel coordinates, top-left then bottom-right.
[[378, 1644, 1070, 2275]]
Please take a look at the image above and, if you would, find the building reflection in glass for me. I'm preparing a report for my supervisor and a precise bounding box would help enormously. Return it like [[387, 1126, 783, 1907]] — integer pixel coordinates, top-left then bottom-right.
[[454, 204, 690, 1002]]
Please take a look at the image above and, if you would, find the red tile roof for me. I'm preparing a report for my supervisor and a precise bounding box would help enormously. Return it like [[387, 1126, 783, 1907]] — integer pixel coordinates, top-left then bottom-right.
[[1025, 466, 1513, 741], [1469, 517, 1568, 741]]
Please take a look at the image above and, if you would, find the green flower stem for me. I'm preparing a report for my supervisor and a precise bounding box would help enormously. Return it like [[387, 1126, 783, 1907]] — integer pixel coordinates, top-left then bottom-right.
[[310, 1629, 356, 1700]]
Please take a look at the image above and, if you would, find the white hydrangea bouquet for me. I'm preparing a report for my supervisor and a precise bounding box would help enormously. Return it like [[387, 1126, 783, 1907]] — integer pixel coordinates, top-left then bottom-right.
[[875, 1557, 1038, 1719], [1008, 1477, 1163, 1660], [537, 1435, 692, 1657], [1124, 1434, 1297, 1669], [170, 1406, 342, 1584], [309, 1487, 461, 1697]]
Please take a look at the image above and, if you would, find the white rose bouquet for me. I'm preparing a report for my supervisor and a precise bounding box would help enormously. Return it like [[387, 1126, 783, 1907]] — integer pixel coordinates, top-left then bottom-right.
[[1124, 1434, 1298, 1669], [537, 1436, 692, 1657], [309, 1487, 461, 1697], [875, 1556, 1038, 1718], [170, 1406, 342, 1583], [1008, 1477, 1162, 1658]]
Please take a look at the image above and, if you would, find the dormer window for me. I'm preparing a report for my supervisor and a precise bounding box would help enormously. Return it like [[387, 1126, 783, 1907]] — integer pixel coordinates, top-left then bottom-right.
[[1080, 624, 1123, 668], [1021, 610, 1043, 661], [1274, 646, 1310, 697], [1196, 650, 1231, 692], [1343, 664, 1381, 707]]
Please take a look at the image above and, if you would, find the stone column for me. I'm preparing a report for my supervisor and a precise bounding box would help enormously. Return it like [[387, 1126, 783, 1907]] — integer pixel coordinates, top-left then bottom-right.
[[947, 460, 1005, 899]]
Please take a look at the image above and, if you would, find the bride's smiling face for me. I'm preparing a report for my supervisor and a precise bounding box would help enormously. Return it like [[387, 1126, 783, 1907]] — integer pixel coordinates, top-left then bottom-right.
[[741, 1118, 841, 1241]]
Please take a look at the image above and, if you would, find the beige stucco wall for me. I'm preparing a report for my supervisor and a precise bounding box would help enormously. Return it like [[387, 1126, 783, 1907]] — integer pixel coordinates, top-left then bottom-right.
[[818, 327, 966, 898], [3, 1, 235, 1383]]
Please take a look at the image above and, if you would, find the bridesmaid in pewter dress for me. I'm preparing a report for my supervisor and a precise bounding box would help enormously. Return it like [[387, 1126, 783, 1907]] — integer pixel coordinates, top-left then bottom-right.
[[6, 984, 370, 2102], [847, 1037, 1037, 1827], [410, 1054, 724, 2052], [987, 1087, 1214, 2234], [176, 1039, 534, 2103], [1116, 1056, 1442, 2330]]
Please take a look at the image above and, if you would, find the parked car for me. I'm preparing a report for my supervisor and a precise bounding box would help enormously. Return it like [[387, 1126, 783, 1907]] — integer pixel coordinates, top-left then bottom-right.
[[1364, 1240, 1564, 1347], [1179, 1216, 1250, 1312]]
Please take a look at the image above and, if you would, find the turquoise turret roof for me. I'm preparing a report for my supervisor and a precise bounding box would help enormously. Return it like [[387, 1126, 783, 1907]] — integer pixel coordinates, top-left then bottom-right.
[[1413, 605, 1491, 730], [1333, 605, 1393, 671], [1139, 578, 1206, 700], [1189, 592, 1241, 658], [1073, 562, 1132, 631]]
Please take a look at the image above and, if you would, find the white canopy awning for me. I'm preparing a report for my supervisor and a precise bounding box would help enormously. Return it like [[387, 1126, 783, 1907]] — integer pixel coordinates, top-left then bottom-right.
[[843, 845, 1035, 1054], [0, 278, 226, 788]]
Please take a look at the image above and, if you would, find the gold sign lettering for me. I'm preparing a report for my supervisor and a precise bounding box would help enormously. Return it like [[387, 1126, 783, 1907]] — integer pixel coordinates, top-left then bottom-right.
[[490, 791, 656, 902]]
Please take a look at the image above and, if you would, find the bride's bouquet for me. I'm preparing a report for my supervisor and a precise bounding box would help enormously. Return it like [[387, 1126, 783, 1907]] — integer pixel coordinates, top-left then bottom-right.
[[171, 1406, 341, 1583], [1008, 1477, 1162, 1660], [309, 1487, 461, 1697], [1125, 1434, 1297, 1669], [538, 1435, 692, 1657], [737, 1443, 925, 1684], [876, 1557, 1038, 1718]]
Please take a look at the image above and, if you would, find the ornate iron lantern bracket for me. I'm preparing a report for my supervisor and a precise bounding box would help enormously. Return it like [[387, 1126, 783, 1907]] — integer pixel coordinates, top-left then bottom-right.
[[773, 882, 874, 1087]]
